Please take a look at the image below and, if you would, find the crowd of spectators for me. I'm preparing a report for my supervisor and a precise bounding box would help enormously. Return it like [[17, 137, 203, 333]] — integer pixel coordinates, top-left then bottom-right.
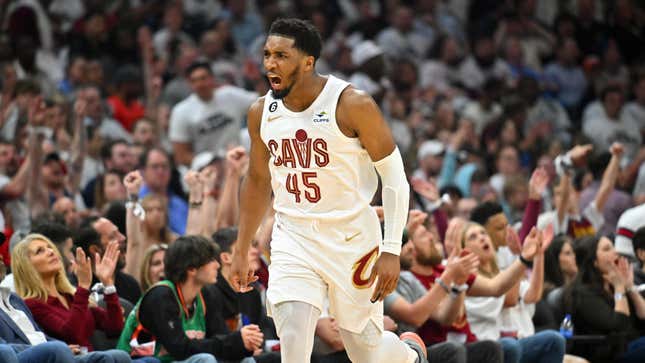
[[0, 0, 643, 362]]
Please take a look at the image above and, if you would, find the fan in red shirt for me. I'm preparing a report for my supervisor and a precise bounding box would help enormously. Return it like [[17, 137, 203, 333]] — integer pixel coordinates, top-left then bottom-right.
[[107, 65, 145, 131]]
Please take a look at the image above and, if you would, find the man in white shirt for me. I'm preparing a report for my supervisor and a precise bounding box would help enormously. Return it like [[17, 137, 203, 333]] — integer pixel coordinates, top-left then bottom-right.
[[169, 61, 257, 167]]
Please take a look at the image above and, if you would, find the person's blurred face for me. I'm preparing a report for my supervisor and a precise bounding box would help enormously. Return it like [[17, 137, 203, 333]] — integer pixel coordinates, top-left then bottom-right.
[[69, 57, 87, 83], [143, 198, 166, 231], [188, 67, 216, 100], [475, 38, 495, 61], [53, 197, 80, 229], [193, 259, 220, 285], [603, 41, 621, 67], [595, 237, 618, 275], [500, 120, 518, 145], [508, 185, 529, 210], [83, 87, 102, 119], [559, 241, 578, 277], [107, 143, 134, 173], [42, 161, 65, 188], [86, 61, 104, 85], [148, 249, 166, 284], [133, 120, 156, 147], [577, 0, 595, 20], [200, 31, 223, 60], [603, 91, 624, 119], [497, 147, 520, 175], [411, 225, 442, 266], [84, 14, 107, 39], [441, 37, 460, 64], [164, 6, 183, 32], [484, 213, 508, 248], [93, 217, 126, 253], [393, 7, 414, 32], [504, 38, 523, 64], [15, 92, 38, 112], [420, 154, 443, 175], [464, 224, 496, 263], [143, 150, 171, 192], [0, 143, 16, 173], [48, 104, 67, 130], [560, 39, 579, 65], [103, 172, 126, 202], [28, 239, 62, 277]]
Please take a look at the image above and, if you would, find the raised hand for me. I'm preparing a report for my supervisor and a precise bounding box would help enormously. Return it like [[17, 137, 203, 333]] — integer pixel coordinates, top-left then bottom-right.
[[617, 257, 633, 289], [604, 258, 626, 290], [123, 170, 143, 196], [405, 209, 428, 237], [505, 225, 522, 255], [28, 96, 46, 127], [445, 248, 479, 285], [95, 240, 120, 286], [410, 177, 439, 202], [226, 146, 249, 176], [529, 167, 549, 200], [73, 247, 93, 290], [199, 165, 218, 194], [568, 144, 593, 166], [444, 217, 466, 256], [610, 142, 624, 157], [183, 170, 203, 191], [73, 96, 87, 121], [520, 227, 539, 262]]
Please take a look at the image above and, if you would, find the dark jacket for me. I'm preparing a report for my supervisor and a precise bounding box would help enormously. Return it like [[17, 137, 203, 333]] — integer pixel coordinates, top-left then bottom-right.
[[0, 291, 55, 352], [138, 283, 251, 361]]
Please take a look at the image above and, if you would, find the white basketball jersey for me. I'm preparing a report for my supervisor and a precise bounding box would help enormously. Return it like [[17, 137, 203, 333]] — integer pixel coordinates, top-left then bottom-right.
[[260, 75, 378, 221]]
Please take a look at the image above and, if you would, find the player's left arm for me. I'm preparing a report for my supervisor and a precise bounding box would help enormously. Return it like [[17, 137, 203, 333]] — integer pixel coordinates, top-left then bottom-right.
[[337, 87, 410, 302]]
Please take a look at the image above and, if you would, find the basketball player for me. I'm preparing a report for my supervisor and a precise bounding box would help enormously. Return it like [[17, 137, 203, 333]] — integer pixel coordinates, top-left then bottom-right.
[[231, 19, 426, 363]]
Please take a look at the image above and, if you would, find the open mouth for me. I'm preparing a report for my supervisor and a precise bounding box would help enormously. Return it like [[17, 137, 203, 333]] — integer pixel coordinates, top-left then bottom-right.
[[267, 74, 282, 89]]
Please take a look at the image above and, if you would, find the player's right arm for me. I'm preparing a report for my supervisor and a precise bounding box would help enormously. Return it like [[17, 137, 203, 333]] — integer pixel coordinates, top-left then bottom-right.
[[231, 97, 272, 292]]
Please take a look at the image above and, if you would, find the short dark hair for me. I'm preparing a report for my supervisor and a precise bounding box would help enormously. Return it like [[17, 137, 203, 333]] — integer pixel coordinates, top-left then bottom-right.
[[634, 227, 645, 253], [471, 201, 504, 225], [31, 222, 73, 246], [212, 227, 238, 253], [164, 235, 219, 283], [268, 18, 322, 61], [139, 147, 170, 169], [185, 61, 213, 78], [600, 84, 624, 101], [100, 139, 129, 161], [75, 227, 101, 254], [14, 79, 41, 96]]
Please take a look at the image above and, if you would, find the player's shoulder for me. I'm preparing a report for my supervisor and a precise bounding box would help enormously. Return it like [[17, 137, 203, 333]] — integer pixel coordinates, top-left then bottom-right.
[[337, 85, 380, 121], [247, 96, 267, 131], [248, 96, 266, 115]]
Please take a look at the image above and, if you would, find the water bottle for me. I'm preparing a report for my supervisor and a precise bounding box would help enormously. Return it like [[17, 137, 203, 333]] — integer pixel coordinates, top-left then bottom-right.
[[559, 314, 574, 338]]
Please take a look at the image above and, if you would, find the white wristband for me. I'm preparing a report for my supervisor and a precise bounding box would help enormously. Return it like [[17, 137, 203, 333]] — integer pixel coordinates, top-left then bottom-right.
[[381, 239, 402, 256]]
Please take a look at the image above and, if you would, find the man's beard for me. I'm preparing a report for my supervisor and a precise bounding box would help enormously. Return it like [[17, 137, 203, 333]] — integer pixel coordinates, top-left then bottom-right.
[[271, 84, 294, 99], [415, 249, 443, 267], [269, 67, 298, 99]]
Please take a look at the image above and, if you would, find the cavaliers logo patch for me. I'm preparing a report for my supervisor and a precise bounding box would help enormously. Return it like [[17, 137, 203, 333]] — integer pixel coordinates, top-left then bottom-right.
[[352, 247, 379, 289], [269, 101, 278, 112]]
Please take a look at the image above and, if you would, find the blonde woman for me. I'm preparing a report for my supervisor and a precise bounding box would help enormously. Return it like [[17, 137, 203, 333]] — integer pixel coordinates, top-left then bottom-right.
[[141, 195, 177, 245], [139, 244, 167, 291], [12, 234, 132, 363]]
